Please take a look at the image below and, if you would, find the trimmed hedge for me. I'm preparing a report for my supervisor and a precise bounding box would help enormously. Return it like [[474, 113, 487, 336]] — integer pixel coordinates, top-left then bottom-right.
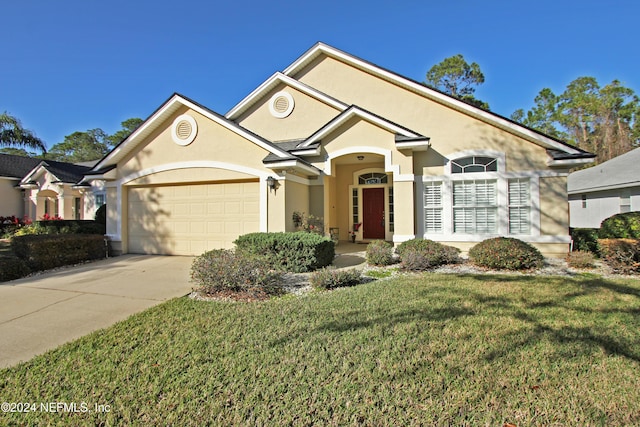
[[35, 220, 106, 235], [190, 249, 283, 296], [234, 232, 335, 273], [11, 234, 107, 271], [0, 257, 31, 282], [366, 240, 394, 266], [598, 238, 640, 274], [310, 267, 362, 290], [396, 239, 460, 271], [469, 237, 544, 270], [599, 212, 640, 239]]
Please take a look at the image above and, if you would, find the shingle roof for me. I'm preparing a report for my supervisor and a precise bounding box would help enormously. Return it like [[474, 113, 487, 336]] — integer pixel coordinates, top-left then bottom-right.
[[0, 154, 41, 179], [0, 154, 93, 184], [568, 148, 640, 194]]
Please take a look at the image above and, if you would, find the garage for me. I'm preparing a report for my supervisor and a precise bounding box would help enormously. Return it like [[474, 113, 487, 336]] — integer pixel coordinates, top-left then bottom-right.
[[127, 181, 260, 255]]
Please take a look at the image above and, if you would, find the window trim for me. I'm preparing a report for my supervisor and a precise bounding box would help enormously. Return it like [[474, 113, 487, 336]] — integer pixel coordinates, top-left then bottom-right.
[[418, 150, 542, 242]]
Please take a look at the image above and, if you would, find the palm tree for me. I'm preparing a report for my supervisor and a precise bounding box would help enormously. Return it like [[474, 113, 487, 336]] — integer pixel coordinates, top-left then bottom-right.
[[0, 112, 46, 153]]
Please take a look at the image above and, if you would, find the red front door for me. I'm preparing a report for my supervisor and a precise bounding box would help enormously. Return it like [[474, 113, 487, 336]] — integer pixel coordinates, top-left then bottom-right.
[[363, 188, 385, 239]]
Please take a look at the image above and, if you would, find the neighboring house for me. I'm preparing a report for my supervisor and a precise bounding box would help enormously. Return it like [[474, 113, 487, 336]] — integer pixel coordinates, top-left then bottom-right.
[[568, 147, 640, 228], [84, 43, 594, 257], [0, 153, 104, 221]]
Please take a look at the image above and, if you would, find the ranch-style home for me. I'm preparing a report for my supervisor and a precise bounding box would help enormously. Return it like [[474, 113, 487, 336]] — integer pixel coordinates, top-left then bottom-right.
[[0, 154, 104, 221], [84, 42, 594, 257]]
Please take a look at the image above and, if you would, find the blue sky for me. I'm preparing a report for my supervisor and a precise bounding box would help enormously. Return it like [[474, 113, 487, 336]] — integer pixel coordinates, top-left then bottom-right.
[[2, 0, 638, 150]]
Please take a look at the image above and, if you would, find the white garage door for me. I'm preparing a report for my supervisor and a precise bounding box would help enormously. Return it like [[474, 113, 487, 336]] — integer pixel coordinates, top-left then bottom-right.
[[127, 181, 260, 255]]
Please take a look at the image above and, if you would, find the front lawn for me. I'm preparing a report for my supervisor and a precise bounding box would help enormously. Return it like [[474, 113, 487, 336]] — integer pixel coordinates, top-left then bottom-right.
[[1, 273, 639, 425]]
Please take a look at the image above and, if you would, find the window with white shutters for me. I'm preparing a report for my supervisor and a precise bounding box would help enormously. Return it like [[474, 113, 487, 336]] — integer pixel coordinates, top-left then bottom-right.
[[508, 178, 530, 234], [424, 182, 443, 233], [453, 180, 497, 234]]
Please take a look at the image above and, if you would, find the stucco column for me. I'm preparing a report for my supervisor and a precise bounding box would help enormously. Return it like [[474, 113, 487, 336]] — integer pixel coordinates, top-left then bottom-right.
[[58, 189, 74, 219], [392, 180, 415, 243]]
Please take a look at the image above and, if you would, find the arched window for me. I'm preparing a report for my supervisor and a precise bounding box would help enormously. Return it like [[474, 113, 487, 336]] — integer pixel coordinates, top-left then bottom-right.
[[358, 172, 388, 185], [451, 156, 497, 173]]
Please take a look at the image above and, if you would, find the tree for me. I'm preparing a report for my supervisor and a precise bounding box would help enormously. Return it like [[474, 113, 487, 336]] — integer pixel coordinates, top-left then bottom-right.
[[425, 54, 489, 109], [47, 129, 110, 163], [47, 118, 143, 163], [106, 118, 143, 146], [0, 112, 46, 153], [511, 77, 639, 163]]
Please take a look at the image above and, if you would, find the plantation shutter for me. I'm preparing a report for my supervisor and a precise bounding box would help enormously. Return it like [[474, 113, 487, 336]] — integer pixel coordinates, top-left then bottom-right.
[[453, 180, 497, 234], [508, 178, 530, 234], [424, 182, 443, 233]]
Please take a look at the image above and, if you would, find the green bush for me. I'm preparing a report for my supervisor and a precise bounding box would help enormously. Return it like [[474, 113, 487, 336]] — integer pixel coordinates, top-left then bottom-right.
[[598, 239, 640, 274], [366, 240, 394, 266], [396, 239, 460, 271], [599, 212, 640, 239], [566, 250, 596, 269], [190, 249, 283, 296], [234, 232, 335, 273], [469, 237, 544, 270], [11, 234, 107, 271], [13, 220, 105, 236], [95, 204, 107, 224], [310, 267, 362, 290], [0, 257, 31, 282], [570, 228, 600, 254]]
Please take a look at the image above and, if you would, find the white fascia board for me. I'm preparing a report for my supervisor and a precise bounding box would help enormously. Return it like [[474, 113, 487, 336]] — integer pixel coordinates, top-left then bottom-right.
[[302, 107, 421, 147], [285, 43, 583, 155], [290, 146, 321, 156], [226, 73, 348, 120], [547, 157, 595, 168], [395, 140, 431, 151], [93, 95, 184, 170], [95, 95, 292, 172], [568, 181, 640, 195], [265, 160, 321, 176]]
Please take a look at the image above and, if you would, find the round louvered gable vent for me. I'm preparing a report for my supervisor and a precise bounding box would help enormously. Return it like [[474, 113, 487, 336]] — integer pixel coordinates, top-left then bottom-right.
[[269, 91, 294, 118], [171, 114, 197, 146]]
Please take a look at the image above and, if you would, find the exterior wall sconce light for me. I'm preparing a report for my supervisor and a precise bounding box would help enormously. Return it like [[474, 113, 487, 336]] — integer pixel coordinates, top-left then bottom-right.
[[266, 176, 279, 192]]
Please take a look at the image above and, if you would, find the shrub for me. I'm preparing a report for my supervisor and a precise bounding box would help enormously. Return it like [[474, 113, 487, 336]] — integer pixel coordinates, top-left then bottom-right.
[[566, 250, 596, 269], [469, 237, 544, 270], [0, 257, 31, 282], [190, 249, 283, 296], [310, 267, 362, 290], [366, 240, 394, 266], [95, 204, 107, 224], [13, 220, 105, 236], [234, 232, 335, 273], [570, 228, 600, 254], [598, 238, 640, 274], [11, 234, 107, 271], [0, 216, 32, 238], [396, 239, 460, 271], [599, 212, 640, 239]]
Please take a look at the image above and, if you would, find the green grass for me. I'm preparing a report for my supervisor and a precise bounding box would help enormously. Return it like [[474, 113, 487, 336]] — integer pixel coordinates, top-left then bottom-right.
[[1, 273, 640, 425]]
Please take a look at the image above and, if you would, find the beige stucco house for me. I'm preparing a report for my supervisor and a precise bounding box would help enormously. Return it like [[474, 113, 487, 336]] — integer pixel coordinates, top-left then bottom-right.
[[86, 43, 594, 257], [0, 154, 103, 221]]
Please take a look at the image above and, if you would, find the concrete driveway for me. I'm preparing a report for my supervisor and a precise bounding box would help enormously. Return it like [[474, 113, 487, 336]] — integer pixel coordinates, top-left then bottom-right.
[[0, 255, 193, 369]]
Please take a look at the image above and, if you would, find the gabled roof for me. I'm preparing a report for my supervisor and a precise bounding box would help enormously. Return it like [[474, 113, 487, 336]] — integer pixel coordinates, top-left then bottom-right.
[[280, 42, 593, 159], [300, 105, 430, 149], [568, 148, 640, 194], [226, 73, 348, 120], [0, 154, 41, 179], [91, 93, 295, 173], [20, 160, 93, 185]]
